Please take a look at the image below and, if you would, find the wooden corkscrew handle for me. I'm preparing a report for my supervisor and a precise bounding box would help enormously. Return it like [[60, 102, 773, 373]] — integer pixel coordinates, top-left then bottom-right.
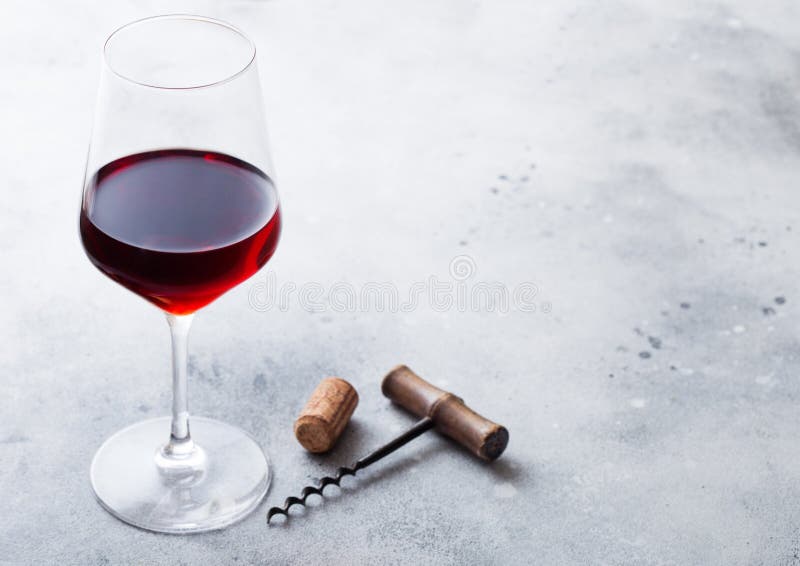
[[381, 365, 509, 461]]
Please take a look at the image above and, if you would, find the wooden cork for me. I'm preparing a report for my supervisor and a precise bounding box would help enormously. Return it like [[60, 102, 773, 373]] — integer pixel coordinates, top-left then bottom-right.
[[294, 377, 359, 453]]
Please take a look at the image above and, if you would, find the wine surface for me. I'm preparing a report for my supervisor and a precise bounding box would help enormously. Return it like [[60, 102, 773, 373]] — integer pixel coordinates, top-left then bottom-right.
[[80, 149, 281, 314]]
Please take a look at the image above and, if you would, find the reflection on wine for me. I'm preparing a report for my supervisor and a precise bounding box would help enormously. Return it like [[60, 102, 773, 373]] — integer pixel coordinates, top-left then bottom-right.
[[80, 149, 281, 314]]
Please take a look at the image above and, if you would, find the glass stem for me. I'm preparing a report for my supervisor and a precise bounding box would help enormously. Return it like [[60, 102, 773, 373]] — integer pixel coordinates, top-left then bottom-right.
[[165, 313, 195, 456]]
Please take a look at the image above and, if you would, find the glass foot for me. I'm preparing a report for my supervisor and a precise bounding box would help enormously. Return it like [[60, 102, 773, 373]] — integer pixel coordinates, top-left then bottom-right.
[[90, 417, 270, 533]]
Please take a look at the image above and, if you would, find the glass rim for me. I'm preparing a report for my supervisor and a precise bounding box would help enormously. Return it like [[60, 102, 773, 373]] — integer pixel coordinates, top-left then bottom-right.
[[103, 14, 257, 91]]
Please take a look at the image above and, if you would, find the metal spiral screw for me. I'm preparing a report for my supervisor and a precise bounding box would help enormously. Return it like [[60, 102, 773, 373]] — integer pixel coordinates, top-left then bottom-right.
[[267, 417, 435, 523]]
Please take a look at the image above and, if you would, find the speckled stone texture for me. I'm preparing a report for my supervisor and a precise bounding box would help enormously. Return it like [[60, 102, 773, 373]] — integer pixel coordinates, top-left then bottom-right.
[[2, 1, 800, 564]]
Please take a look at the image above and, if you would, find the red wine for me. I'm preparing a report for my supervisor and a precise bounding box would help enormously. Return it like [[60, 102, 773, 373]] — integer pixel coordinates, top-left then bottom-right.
[[80, 149, 281, 315]]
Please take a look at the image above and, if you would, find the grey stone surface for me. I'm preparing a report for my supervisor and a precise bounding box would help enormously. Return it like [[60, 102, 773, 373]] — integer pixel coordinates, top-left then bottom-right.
[[2, 0, 800, 564]]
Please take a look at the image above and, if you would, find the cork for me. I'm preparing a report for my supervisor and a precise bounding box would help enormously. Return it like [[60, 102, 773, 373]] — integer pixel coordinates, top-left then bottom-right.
[[294, 377, 359, 453]]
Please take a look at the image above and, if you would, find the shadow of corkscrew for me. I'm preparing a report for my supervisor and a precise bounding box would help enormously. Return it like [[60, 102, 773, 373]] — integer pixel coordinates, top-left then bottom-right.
[[266, 418, 528, 525]]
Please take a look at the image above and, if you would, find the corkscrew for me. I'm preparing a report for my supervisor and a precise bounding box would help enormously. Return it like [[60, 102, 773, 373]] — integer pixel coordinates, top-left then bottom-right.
[[267, 365, 509, 523]]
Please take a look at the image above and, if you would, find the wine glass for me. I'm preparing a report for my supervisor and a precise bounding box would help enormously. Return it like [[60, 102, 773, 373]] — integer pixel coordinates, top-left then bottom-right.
[[80, 15, 281, 533]]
